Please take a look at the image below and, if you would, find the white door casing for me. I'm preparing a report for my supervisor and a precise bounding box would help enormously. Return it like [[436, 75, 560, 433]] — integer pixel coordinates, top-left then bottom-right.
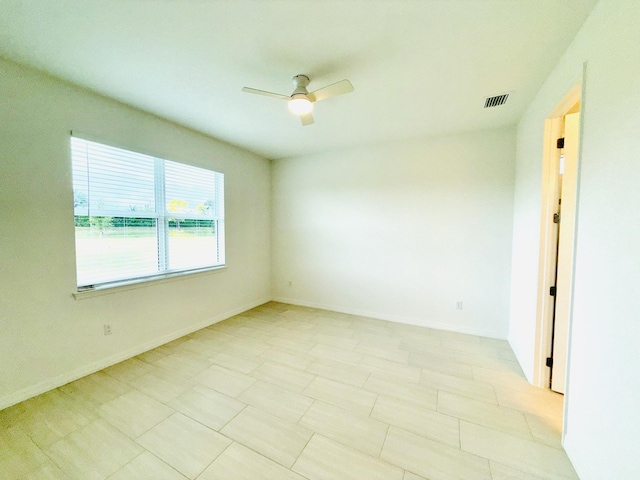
[[551, 112, 580, 394]]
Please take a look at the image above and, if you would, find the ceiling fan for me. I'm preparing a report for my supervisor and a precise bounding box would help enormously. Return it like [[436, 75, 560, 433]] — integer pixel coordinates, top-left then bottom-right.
[[242, 74, 354, 126]]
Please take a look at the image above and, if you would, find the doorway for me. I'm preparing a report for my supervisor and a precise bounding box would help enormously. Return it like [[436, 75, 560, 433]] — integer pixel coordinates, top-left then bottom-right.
[[533, 84, 582, 395]]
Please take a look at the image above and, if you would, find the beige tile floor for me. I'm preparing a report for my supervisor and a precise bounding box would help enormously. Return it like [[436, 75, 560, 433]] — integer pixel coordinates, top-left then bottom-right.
[[0, 302, 579, 480]]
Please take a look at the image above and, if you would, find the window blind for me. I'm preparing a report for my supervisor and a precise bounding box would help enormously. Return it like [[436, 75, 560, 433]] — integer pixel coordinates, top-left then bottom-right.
[[71, 136, 225, 288]]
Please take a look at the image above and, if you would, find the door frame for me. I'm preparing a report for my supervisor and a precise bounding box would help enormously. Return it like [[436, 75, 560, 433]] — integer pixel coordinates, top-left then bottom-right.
[[532, 83, 582, 390]]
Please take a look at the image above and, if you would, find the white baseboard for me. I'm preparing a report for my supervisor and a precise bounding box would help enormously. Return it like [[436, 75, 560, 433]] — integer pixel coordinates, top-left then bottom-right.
[[272, 296, 506, 339], [0, 297, 270, 411], [562, 433, 587, 480], [2, 295, 507, 410]]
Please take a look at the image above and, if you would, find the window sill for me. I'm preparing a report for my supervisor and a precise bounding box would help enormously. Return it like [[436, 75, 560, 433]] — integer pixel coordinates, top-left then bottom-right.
[[72, 266, 226, 300]]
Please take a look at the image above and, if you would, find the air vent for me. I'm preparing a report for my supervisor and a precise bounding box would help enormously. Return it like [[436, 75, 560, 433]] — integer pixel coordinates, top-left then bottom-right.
[[484, 93, 509, 108]]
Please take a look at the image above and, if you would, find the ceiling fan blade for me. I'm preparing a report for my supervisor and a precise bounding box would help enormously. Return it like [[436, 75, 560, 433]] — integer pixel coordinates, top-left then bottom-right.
[[242, 87, 289, 100], [308, 79, 354, 102], [300, 112, 315, 126]]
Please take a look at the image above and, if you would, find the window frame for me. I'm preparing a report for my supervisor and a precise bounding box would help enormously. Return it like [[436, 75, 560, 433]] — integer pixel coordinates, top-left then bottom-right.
[[70, 133, 225, 293]]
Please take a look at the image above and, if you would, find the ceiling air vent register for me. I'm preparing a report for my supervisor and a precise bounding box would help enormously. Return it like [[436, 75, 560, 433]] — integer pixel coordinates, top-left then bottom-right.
[[484, 93, 509, 108]]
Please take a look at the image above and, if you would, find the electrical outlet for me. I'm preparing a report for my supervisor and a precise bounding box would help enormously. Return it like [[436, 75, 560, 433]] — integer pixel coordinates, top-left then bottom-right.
[[103, 324, 112, 336], [456, 301, 463, 310], [288, 280, 293, 287]]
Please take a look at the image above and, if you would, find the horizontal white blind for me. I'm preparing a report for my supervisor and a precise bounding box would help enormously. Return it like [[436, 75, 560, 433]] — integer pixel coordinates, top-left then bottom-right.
[[72, 139, 157, 217], [71, 136, 225, 288]]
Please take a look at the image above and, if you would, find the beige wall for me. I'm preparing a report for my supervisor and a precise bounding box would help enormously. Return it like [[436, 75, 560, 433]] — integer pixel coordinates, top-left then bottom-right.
[[0, 59, 272, 409], [272, 128, 516, 338], [508, 0, 640, 477]]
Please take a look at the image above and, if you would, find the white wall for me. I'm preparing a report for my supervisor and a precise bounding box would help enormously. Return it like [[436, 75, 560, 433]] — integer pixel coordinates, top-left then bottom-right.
[[0, 59, 271, 409], [508, 0, 640, 477], [272, 128, 515, 338]]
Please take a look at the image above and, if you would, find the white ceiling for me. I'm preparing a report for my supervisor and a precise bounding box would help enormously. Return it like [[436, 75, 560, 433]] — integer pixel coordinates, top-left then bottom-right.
[[0, 0, 597, 159]]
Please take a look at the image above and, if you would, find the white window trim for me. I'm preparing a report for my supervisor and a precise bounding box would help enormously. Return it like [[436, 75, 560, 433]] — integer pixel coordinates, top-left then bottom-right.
[[70, 131, 225, 293], [72, 265, 227, 300]]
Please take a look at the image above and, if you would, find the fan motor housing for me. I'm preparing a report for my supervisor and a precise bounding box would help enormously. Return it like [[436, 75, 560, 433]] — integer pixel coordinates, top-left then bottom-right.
[[292, 75, 310, 95], [293, 75, 310, 87]]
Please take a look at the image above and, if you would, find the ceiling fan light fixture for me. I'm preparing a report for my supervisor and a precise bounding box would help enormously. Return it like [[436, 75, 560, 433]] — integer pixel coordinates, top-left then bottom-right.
[[288, 94, 313, 115], [243, 75, 353, 126]]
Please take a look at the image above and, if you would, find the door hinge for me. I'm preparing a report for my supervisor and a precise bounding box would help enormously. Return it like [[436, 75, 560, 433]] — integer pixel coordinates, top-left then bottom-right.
[[550, 286, 556, 296], [557, 138, 565, 149], [553, 213, 561, 224], [546, 357, 553, 368]]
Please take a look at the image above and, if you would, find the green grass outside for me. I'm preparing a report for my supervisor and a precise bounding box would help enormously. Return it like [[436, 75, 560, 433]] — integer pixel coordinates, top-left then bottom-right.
[[75, 227, 219, 285]]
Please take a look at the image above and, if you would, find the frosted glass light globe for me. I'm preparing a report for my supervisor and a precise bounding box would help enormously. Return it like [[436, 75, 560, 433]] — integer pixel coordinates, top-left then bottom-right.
[[288, 95, 313, 115]]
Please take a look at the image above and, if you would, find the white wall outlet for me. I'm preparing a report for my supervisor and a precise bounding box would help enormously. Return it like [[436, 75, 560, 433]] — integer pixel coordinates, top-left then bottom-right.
[[288, 280, 293, 287], [456, 301, 463, 310], [103, 324, 112, 335]]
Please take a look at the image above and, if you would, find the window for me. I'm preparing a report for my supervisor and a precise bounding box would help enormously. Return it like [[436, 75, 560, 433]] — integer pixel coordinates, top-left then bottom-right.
[[71, 136, 224, 289]]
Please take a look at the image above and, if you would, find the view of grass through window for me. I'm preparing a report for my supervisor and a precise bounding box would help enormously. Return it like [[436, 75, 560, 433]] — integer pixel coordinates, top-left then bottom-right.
[[71, 136, 225, 288]]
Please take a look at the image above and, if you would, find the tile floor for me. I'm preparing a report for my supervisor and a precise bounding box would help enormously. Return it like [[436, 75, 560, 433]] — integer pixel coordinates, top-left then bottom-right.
[[0, 302, 579, 480]]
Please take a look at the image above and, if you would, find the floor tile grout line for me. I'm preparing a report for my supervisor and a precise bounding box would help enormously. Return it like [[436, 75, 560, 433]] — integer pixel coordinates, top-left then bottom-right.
[[10, 433, 53, 479], [291, 431, 318, 473], [227, 439, 313, 480], [108, 449, 185, 480], [1, 302, 573, 480], [378, 422, 391, 460], [190, 437, 234, 480]]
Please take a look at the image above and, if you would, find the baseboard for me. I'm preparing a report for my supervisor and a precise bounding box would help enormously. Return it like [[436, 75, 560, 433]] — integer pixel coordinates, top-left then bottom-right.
[[0, 297, 271, 411], [2, 295, 506, 410], [562, 433, 587, 480], [272, 296, 506, 339]]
